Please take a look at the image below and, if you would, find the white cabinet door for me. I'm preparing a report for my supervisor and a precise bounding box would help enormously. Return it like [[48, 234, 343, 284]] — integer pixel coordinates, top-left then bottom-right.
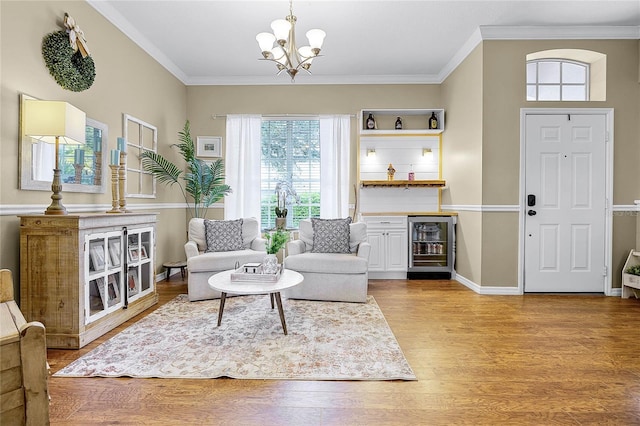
[[386, 230, 408, 271], [366, 231, 385, 271]]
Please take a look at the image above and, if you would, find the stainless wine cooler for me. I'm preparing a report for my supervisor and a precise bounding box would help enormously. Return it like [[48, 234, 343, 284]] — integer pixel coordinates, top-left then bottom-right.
[[408, 216, 456, 279]]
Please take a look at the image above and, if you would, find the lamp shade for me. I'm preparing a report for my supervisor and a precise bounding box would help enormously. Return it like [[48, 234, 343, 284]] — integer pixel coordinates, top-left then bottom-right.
[[24, 100, 86, 145], [271, 19, 291, 42], [306, 29, 326, 50], [256, 32, 276, 53], [298, 45, 313, 59]]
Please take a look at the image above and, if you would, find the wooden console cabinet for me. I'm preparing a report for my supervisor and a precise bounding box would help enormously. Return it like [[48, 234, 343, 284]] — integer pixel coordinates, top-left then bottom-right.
[[19, 213, 158, 349]]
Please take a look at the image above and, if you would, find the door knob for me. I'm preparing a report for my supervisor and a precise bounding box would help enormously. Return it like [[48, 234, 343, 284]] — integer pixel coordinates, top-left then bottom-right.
[[527, 210, 537, 216]]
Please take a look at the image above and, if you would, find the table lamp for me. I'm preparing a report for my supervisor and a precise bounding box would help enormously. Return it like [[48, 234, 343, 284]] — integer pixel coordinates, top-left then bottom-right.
[[23, 100, 86, 215]]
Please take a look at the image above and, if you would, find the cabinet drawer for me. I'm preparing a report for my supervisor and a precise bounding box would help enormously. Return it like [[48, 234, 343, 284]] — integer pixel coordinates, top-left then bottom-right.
[[362, 216, 407, 229]]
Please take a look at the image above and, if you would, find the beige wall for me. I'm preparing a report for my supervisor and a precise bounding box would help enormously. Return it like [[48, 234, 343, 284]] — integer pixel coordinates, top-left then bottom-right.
[[186, 84, 441, 211], [441, 45, 484, 283], [479, 39, 640, 288], [1, 1, 188, 288], [2, 2, 638, 294]]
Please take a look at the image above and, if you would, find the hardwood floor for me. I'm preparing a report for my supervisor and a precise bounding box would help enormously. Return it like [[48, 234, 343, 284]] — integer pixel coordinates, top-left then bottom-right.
[[47, 277, 640, 425]]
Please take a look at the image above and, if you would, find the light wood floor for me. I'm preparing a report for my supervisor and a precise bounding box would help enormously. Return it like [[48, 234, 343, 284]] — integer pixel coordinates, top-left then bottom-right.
[[47, 278, 640, 425]]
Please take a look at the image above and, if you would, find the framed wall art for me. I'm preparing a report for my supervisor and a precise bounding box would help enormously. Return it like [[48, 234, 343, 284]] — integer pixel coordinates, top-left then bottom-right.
[[196, 136, 222, 158]]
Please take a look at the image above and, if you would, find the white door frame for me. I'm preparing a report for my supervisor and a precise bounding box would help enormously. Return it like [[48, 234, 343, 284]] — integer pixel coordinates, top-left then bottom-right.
[[518, 108, 614, 295]]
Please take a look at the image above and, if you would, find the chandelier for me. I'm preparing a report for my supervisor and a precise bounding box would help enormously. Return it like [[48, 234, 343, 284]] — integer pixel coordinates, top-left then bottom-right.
[[255, 0, 326, 81]]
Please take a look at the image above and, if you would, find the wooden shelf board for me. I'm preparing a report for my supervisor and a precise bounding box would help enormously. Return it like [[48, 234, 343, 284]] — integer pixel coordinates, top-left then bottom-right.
[[360, 211, 458, 216], [360, 180, 446, 188], [360, 129, 443, 136]]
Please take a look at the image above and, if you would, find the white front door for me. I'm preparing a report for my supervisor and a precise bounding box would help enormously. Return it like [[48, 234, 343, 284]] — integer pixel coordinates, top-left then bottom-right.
[[524, 113, 607, 292]]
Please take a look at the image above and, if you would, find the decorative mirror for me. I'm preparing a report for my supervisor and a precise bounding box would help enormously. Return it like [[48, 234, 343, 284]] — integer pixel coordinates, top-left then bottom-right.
[[19, 93, 107, 194]]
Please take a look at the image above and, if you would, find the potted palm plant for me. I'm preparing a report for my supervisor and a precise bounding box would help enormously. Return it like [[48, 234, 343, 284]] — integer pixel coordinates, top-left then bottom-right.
[[141, 121, 231, 218]]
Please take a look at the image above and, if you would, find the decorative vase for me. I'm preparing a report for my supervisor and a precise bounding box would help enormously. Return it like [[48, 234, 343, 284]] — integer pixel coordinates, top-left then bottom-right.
[[263, 254, 279, 275], [275, 217, 286, 230]]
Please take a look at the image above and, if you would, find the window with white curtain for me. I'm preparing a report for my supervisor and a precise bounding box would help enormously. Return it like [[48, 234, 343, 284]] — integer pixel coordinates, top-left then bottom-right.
[[526, 59, 589, 101], [260, 118, 321, 229]]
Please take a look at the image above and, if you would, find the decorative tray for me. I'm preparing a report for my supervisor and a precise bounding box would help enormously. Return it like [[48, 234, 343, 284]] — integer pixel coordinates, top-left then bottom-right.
[[230, 264, 282, 282]]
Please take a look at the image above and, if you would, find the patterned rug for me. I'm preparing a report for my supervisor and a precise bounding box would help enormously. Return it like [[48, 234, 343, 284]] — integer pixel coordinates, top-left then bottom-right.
[[54, 294, 416, 380]]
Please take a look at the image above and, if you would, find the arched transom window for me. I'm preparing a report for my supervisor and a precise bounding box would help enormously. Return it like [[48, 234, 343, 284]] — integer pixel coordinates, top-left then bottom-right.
[[526, 59, 589, 101]]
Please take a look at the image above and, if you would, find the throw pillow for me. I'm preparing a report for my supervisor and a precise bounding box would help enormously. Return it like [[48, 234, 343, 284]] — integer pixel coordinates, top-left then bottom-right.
[[311, 217, 352, 253], [204, 219, 244, 252]]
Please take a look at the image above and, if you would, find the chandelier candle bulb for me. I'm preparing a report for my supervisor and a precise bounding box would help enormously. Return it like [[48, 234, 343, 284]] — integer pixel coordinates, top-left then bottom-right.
[[306, 29, 326, 53], [271, 19, 291, 42]]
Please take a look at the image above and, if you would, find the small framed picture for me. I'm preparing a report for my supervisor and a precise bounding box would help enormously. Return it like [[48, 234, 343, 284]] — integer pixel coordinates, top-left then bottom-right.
[[196, 136, 222, 158], [140, 245, 148, 260], [89, 242, 106, 271], [91, 277, 107, 309], [127, 269, 139, 295], [128, 247, 139, 263], [107, 274, 120, 303], [109, 240, 121, 267]]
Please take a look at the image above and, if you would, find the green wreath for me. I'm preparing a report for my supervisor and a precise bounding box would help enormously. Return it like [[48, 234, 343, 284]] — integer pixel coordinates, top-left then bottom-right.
[[42, 30, 95, 92]]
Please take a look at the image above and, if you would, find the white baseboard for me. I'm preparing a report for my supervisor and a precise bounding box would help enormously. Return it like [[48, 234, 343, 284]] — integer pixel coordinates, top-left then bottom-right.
[[156, 268, 184, 283], [455, 274, 522, 295], [456, 274, 623, 296]]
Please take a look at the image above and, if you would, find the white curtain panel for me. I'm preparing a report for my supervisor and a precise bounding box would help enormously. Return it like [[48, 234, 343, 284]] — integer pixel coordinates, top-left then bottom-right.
[[224, 115, 262, 223], [319, 115, 351, 219]]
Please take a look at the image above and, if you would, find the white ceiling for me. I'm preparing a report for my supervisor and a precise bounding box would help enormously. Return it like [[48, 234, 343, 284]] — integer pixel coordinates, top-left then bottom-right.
[[88, 0, 640, 85]]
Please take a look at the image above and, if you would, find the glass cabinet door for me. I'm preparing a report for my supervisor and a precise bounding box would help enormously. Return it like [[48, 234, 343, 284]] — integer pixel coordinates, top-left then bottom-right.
[[86, 231, 124, 323], [126, 227, 154, 302], [408, 217, 452, 272]]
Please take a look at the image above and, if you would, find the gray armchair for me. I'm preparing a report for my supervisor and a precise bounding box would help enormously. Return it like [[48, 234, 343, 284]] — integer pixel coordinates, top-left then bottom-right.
[[185, 217, 266, 301], [284, 219, 370, 303]]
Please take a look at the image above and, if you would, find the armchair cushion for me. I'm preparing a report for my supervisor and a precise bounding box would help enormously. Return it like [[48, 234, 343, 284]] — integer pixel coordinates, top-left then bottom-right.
[[285, 252, 368, 274], [310, 217, 352, 253], [299, 220, 367, 253], [189, 217, 260, 252], [204, 218, 243, 252]]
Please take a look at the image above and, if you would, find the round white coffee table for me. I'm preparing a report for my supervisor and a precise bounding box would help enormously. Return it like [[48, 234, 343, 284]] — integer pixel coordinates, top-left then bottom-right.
[[208, 269, 304, 335]]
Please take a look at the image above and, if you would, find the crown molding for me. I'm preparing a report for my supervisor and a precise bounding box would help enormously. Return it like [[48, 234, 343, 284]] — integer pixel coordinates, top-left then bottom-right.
[[437, 27, 484, 83], [438, 25, 640, 83], [87, 0, 189, 84], [185, 74, 442, 86], [478, 25, 640, 40], [86, 0, 639, 87]]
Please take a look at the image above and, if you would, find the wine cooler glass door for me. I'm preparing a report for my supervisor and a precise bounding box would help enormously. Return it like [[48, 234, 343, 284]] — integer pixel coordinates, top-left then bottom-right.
[[409, 217, 452, 273]]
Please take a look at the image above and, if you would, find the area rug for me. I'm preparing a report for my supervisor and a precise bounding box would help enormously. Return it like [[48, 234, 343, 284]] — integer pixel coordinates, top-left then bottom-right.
[[54, 294, 416, 381]]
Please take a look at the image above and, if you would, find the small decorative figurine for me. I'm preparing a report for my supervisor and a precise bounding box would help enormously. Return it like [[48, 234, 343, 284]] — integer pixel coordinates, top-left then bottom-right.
[[387, 163, 396, 181], [366, 113, 376, 130], [395, 117, 403, 129]]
